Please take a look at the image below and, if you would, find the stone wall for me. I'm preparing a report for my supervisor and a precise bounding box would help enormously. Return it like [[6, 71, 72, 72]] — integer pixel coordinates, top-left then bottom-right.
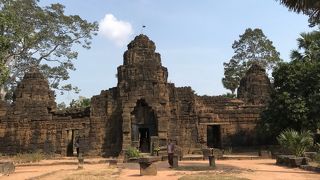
[[196, 96, 263, 147], [0, 35, 271, 156], [0, 69, 92, 155]]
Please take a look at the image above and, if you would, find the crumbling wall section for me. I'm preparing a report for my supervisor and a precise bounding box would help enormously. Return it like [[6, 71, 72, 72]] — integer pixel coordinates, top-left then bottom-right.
[[196, 96, 263, 147], [238, 63, 272, 105], [169, 86, 200, 153], [90, 87, 121, 157]]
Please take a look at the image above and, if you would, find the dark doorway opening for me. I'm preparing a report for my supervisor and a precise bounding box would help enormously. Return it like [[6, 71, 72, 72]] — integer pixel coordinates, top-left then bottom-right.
[[207, 125, 221, 148], [66, 130, 74, 156], [139, 128, 150, 153], [131, 99, 158, 153], [66, 129, 79, 156]]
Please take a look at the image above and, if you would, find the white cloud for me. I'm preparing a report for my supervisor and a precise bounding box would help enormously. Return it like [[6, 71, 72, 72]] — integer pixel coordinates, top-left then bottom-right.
[[99, 14, 134, 46]]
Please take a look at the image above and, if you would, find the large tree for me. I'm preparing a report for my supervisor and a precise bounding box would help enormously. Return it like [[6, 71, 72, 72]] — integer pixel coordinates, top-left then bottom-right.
[[222, 28, 282, 94], [276, 0, 320, 26], [258, 30, 320, 142], [0, 0, 98, 100]]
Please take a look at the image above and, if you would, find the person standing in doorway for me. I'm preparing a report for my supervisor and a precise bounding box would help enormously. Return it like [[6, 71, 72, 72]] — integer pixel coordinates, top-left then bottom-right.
[[167, 139, 175, 168]]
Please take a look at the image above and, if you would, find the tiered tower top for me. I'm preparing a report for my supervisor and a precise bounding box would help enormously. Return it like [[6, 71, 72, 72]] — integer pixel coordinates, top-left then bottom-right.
[[123, 34, 161, 67], [127, 34, 156, 51], [13, 67, 56, 114]]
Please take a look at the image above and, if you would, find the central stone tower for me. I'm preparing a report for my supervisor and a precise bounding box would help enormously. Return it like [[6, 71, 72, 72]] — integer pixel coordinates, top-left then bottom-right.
[[117, 34, 171, 152]]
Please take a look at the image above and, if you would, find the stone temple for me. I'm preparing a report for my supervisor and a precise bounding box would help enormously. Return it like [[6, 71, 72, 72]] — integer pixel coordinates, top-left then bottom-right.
[[0, 35, 271, 156]]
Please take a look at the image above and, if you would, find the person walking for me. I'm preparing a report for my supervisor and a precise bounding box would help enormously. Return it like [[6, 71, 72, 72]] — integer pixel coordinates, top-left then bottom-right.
[[167, 139, 175, 168]]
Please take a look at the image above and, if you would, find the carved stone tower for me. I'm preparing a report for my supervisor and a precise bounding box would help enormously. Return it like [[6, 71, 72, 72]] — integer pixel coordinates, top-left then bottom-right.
[[117, 34, 171, 152], [12, 67, 56, 116], [237, 63, 272, 105]]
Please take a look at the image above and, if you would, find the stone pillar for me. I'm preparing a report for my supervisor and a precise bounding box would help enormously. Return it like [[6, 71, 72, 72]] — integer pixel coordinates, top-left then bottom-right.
[[208, 155, 215, 167], [172, 155, 179, 168]]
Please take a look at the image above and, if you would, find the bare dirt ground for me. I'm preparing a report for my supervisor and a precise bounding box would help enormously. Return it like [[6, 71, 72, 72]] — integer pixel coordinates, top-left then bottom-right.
[[1, 158, 320, 180]]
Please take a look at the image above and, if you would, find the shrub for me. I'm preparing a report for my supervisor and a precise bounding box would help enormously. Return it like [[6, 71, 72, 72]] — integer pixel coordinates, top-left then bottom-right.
[[125, 147, 141, 158], [315, 153, 320, 164], [13, 152, 44, 164], [315, 143, 320, 152], [277, 129, 313, 157]]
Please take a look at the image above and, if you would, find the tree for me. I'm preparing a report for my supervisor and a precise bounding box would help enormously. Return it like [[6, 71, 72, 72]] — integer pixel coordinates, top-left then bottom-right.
[[291, 31, 320, 61], [220, 92, 236, 98], [69, 96, 91, 108], [222, 28, 282, 94], [276, 0, 320, 26], [57, 102, 66, 110], [0, 0, 98, 100], [258, 30, 320, 142]]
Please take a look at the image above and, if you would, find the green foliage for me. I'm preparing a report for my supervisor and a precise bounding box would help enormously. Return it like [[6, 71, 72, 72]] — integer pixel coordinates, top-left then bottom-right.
[[57, 96, 90, 110], [315, 152, 320, 164], [57, 102, 67, 110], [291, 31, 320, 62], [0, 62, 9, 85], [259, 31, 320, 141], [222, 28, 282, 94], [69, 96, 91, 108], [315, 143, 320, 152], [276, 0, 320, 26], [125, 147, 141, 158], [0, 0, 98, 100], [277, 129, 313, 156], [221, 93, 236, 98]]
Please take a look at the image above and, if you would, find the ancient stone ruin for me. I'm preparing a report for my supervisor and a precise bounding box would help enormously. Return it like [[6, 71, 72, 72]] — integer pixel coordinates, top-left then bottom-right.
[[0, 34, 272, 156], [237, 63, 272, 105]]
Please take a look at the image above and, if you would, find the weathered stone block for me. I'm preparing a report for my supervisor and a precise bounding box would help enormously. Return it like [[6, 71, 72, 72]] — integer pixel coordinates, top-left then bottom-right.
[[0, 162, 15, 175]]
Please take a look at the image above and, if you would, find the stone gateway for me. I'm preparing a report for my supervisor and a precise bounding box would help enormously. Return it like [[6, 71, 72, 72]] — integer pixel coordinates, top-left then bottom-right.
[[0, 35, 271, 156]]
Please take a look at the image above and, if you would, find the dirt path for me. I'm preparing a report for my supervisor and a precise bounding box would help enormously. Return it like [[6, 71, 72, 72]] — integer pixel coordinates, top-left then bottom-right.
[[1, 159, 319, 180], [119, 159, 320, 180]]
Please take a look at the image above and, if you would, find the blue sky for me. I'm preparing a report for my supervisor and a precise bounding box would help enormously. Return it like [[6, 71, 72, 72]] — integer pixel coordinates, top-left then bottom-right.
[[41, 0, 313, 104]]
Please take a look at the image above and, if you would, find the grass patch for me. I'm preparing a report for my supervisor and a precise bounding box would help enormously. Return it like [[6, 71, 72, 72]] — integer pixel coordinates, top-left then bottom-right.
[[179, 174, 249, 180], [174, 166, 216, 171], [13, 152, 44, 164]]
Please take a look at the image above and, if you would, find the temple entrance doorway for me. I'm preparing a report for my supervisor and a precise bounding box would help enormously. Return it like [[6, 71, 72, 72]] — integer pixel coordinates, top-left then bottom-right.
[[131, 99, 157, 153], [66, 129, 79, 156], [207, 125, 221, 148], [139, 128, 150, 153], [66, 130, 74, 156]]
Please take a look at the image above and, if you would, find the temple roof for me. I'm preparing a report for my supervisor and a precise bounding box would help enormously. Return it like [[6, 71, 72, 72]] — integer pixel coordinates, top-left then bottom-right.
[[127, 34, 156, 51]]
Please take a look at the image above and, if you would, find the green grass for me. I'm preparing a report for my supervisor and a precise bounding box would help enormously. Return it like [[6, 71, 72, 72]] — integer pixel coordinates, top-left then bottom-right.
[[13, 152, 44, 163], [174, 166, 216, 171]]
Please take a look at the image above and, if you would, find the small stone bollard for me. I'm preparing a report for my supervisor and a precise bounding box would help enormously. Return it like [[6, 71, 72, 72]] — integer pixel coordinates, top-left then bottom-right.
[[208, 155, 215, 167], [138, 157, 160, 176], [78, 153, 84, 169], [0, 162, 15, 176], [172, 155, 179, 168], [259, 150, 271, 158]]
